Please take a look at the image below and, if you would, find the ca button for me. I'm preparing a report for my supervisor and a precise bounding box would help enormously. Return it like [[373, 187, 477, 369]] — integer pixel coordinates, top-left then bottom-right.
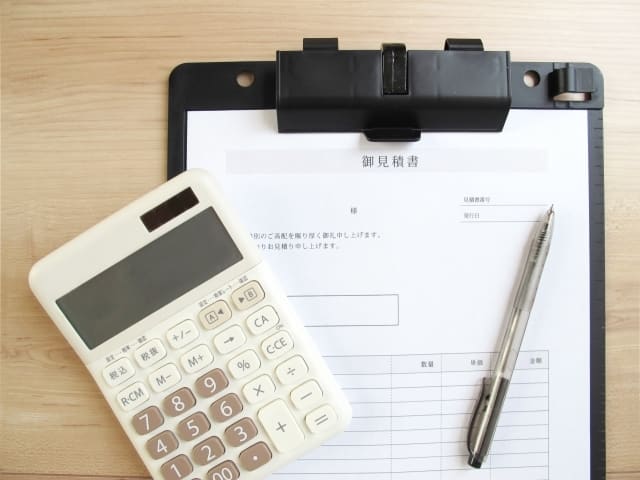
[[246, 306, 280, 336]]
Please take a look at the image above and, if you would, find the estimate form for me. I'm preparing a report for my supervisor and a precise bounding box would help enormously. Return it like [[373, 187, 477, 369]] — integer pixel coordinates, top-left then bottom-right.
[[187, 109, 592, 480]]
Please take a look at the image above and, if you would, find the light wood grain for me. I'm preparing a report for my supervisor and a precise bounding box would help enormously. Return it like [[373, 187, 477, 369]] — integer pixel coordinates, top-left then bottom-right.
[[2, 0, 639, 478]]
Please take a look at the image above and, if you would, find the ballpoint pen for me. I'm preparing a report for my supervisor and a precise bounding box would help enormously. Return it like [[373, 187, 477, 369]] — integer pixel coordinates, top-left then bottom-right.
[[467, 205, 555, 469]]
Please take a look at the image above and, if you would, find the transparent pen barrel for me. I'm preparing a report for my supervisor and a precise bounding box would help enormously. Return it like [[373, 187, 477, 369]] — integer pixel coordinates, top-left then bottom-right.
[[493, 307, 529, 380]]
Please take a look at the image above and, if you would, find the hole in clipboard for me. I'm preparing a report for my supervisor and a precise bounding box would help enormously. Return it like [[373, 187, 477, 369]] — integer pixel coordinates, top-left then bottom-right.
[[236, 71, 255, 88], [523, 70, 540, 88]]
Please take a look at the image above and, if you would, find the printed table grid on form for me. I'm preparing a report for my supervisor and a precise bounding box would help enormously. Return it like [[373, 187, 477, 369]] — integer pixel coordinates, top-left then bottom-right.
[[273, 351, 549, 480]]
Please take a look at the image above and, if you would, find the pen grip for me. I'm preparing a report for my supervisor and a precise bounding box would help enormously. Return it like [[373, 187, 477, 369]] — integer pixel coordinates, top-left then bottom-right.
[[494, 307, 530, 381]]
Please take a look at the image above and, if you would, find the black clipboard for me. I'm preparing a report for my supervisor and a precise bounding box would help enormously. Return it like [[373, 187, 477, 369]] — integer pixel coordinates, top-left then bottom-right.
[[167, 38, 605, 479]]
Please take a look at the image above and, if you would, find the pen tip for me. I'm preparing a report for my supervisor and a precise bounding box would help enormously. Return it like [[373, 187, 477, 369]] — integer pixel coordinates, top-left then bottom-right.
[[548, 204, 554, 215]]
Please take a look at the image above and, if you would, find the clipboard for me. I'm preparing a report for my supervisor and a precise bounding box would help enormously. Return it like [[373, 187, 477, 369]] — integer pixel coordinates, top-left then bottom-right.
[[167, 38, 605, 479]]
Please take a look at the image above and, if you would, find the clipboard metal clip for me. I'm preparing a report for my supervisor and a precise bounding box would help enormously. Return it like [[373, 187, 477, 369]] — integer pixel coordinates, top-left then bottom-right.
[[276, 38, 512, 142]]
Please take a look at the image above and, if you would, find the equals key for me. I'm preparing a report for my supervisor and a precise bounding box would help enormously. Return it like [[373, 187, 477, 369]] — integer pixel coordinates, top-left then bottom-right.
[[305, 405, 337, 434]]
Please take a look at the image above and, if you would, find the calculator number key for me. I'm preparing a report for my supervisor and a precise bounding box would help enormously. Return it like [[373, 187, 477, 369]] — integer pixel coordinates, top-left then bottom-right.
[[225, 417, 258, 447], [132, 405, 164, 434], [199, 300, 232, 330], [177, 412, 211, 441], [102, 357, 135, 387], [207, 460, 240, 480], [163, 387, 196, 417], [239, 441, 273, 471], [195, 368, 229, 398], [231, 280, 265, 310], [146, 430, 179, 460], [166, 320, 199, 349], [117, 382, 149, 411], [161, 454, 193, 480], [210, 393, 244, 422], [193, 436, 225, 466]]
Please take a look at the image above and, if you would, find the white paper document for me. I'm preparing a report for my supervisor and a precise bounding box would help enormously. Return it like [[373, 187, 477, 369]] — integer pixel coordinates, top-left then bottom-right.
[[187, 109, 592, 479]]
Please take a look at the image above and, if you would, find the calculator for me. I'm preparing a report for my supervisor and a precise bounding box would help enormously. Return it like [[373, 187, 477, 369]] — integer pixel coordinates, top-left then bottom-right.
[[29, 169, 352, 480]]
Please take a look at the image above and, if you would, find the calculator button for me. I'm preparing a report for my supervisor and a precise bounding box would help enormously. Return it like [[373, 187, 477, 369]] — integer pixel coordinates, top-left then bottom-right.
[[177, 411, 211, 441], [225, 417, 258, 447], [228, 350, 261, 379], [258, 399, 305, 453], [207, 460, 240, 480], [180, 344, 214, 374], [275, 355, 308, 385], [290, 380, 323, 411], [166, 320, 199, 349], [149, 363, 182, 393], [195, 368, 229, 398], [239, 441, 273, 471], [305, 404, 338, 433], [231, 281, 265, 310], [102, 357, 135, 387], [134, 339, 166, 369], [146, 430, 179, 460], [213, 325, 247, 355], [163, 387, 196, 417], [242, 374, 276, 404], [132, 405, 164, 434], [192, 436, 225, 466], [161, 454, 193, 480], [246, 305, 280, 336], [117, 382, 149, 411], [199, 300, 232, 330], [210, 393, 244, 422], [261, 331, 294, 360]]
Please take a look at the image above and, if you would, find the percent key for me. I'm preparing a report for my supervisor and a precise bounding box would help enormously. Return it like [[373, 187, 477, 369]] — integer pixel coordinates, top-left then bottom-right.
[[229, 350, 261, 379]]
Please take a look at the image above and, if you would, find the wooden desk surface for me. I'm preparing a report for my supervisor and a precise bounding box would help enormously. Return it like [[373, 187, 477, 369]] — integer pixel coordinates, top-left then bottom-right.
[[2, 1, 638, 478]]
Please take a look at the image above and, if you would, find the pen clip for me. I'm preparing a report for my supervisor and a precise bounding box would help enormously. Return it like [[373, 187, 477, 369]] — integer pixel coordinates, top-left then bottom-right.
[[467, 377, 489, 454]]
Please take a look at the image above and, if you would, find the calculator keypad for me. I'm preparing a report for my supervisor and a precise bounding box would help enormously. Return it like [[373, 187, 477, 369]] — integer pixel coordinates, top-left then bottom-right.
[[147, 430, 179, 459], [177, 412, 211, 441], [106, 278, 345, 480], [194, 368, 229, 398], [199, 299, 232, 330], [239, 442, 272, 471], [210, 393, 244, 422], [163, 387, 196, 417], [192, 436, 225, 465], [133, 406, 165, 435], [103, 357, 135, 387], [224, 417, 258, 447], [207, 460, 240, 480], [149, 364, 182, 393], [161, 454, 193, 480]]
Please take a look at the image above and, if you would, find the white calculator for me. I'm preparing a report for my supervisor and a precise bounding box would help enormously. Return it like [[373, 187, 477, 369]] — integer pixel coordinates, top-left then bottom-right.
[[29, 169, 351, 480]]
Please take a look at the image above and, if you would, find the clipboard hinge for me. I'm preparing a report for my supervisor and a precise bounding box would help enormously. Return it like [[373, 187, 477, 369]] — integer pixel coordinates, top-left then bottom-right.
[[276, 37, 512, 141]]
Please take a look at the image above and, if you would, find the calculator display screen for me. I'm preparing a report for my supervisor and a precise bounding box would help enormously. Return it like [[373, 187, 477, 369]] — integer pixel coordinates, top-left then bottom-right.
[[56, 208, 243, 349]]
